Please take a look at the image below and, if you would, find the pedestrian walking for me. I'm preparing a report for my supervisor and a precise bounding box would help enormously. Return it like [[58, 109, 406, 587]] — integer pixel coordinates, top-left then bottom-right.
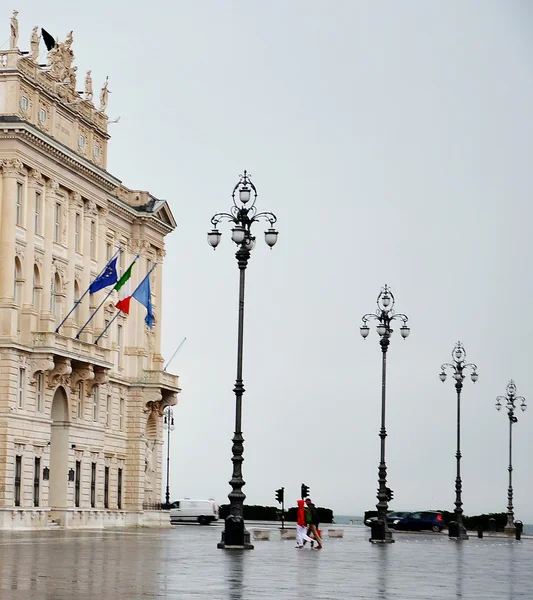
[[295, 499, 313, 548], [305, 498, 323, 549]]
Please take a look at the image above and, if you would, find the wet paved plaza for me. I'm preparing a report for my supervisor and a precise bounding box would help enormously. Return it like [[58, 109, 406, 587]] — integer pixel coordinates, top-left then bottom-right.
[[0, 522, 531, 599]]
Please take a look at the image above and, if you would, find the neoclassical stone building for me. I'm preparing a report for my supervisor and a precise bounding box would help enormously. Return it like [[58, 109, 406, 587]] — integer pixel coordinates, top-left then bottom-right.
[[0, 18, 179, 529]]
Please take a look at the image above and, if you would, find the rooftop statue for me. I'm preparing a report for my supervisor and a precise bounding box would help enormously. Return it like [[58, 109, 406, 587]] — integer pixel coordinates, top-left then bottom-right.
[[85, 70, 93, 102], [10, 10, 19, 50], [30, 26, 41, 62], [100, 77, 111, 112]]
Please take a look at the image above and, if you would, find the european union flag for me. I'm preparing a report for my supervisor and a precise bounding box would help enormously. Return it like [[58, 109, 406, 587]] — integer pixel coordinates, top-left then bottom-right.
[[89, 257, 118, 294]]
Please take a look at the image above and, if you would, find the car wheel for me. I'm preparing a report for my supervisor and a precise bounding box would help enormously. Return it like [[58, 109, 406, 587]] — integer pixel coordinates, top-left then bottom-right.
[[198, 516, 208, 525], [431, 525, 441, 532]]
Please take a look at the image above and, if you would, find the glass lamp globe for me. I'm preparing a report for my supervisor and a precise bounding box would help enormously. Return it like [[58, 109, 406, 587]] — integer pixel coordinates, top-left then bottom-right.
[[239, 187, 251, 204], [381, 293, 391, 308], [207, 229, 221, 248], [360, 325, 370, 338], [439, 371, 447, 382], [265, 228, 278, 248], [400, 325, 410, 339], [376, 323, 387, 336], [471, 372, 479, 383], [231, 226, 246, 244]]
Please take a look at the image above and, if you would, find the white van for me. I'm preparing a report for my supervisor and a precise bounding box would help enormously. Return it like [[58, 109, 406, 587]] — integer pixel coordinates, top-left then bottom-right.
[[169, 499, 219, 525]]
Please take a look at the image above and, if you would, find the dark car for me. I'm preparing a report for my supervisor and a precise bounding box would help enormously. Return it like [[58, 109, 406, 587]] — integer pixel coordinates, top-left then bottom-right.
[[364, 511, 413, 528], [394, 511, 445, 532]]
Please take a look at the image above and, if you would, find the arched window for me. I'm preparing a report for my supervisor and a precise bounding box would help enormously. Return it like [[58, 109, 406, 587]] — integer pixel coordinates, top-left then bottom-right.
[[14, 258, 23, 305], [73, 281, 80, 325], [32, 265, 41, 312], [51, 273, 61, 321]]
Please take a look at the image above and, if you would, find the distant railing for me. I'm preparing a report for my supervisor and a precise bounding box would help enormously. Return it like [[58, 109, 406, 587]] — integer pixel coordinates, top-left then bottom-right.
[[143, 502, 167, 511]]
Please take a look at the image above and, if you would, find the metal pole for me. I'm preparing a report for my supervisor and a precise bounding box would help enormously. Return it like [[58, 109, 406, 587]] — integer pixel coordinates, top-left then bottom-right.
[[376, 335, 390, 523], [165, 410, 171, 509], [229, 246, 249, 518], [454, 381, 466, 537], [506, 413, 515, 531]]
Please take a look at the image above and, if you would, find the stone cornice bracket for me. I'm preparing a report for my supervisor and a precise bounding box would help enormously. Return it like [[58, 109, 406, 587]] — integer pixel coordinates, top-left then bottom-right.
[[47, 357, 72, 389], [143, 391, 163, 415], [87, 367, 110, 395], [85, 200, 98, 216], [28, 169, 44, 186], [28, 355, 55, 384], [46, 179, 59, 192], [69, 364, 95, 393], [70, 191, 83, 208], [1, 158, 25, 177]]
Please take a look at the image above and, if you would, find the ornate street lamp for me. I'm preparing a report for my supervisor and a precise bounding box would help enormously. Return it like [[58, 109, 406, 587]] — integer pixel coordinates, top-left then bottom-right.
[[361, 284, 410, 543], [496, 380, 527, 534], [439, 342, 478, 540], [163, 407, 175, 509], [208, 171, 278, 550]]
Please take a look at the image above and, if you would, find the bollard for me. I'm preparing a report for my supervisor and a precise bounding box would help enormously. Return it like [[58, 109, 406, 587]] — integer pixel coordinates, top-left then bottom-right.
[[477, 528, 483, 539], [370, 519, 386, 542], [448, 521, 459, 538], [488, 518, 497, 533], [514, 521, 523, 541]]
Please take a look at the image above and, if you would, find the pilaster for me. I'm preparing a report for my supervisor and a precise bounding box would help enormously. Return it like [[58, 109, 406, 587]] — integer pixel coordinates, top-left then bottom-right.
[[39, 179, 58, 332]]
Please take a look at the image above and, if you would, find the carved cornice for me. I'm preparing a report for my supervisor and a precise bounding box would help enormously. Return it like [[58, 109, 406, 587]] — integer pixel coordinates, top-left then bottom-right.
[[47, 357, 72, 389], [69, 364, 95, 392], [87, 367, 110, 395], [46, 178, 59, 192], [85, 199, 98, 216], [29, 354, 55, 384], [70, 191, 83, 207], [28, 169, 44, 185], [1, 157, 25, 177]]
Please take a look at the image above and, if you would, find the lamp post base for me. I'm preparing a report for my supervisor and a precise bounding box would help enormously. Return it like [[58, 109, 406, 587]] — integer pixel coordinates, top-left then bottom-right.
[[504, 524, 516, 536], [217, 515, 254, 550], [369, 519, 395, 543], [448, 521, 469, 540]]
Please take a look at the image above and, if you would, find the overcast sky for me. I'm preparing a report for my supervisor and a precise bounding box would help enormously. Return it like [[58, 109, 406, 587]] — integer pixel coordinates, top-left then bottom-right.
[[8, 1, 533, 520]]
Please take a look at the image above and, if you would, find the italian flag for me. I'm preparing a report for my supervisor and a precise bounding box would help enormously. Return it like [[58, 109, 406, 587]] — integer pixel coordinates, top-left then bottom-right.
[[115, 263, 134, 314]]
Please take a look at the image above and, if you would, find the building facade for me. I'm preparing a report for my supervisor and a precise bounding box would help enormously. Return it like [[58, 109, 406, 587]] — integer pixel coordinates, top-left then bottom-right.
[[0, 16, 179, 529]]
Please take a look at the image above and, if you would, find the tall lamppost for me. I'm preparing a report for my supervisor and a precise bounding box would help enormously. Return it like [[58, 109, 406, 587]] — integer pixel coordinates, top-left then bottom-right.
[[360, 284, 410, 543], [439, 342, 478, 540], [163, 406, 175, 509], [207, 170, 278, 550], [495, 380, 527, 535]]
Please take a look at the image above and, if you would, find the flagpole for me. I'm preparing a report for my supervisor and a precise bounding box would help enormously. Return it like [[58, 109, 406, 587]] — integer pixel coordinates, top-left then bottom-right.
[[164, 337, 187, 372], [55, 248, 121, 334], [94, 262, 158, 346], [75, 254, 140, 340]]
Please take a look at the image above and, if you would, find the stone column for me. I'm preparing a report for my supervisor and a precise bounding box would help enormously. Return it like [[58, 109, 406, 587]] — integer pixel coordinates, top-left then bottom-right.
[[62, 192, 82, 338], [40, 180, 58, 332], [93, 206, 109, 339], [21, 170, 44, 343], [0, 159, 25, 338], [152, 249, 165, 371], [79, 200, 97, 342]]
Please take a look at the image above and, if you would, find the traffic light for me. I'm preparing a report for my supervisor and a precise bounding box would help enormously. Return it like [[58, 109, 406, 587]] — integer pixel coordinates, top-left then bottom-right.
[[301, 483, 310, 499], [385, 487, 394, 502], [275, 487, 284, 504]]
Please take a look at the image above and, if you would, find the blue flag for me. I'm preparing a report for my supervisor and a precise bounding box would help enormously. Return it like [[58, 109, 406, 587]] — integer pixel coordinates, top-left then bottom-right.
[[89, 257, 118, 294], [132, 274, 153, 328]]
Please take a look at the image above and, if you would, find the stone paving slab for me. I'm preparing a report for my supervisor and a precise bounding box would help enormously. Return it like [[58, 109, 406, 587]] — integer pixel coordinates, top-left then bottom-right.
[[0, 523, 531, 599]]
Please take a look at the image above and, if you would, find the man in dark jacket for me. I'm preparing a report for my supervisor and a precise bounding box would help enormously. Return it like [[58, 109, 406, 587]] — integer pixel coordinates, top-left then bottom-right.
[[305, 498, 323, 549]]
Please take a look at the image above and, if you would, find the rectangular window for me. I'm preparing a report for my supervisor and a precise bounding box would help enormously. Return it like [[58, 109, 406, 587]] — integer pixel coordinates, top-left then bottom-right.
[[18, 368, 25, 408], [14, 456, 22, 507], [104, 466, 109, 509], [90, 220, 96, 259], [90, 462, 96, 508], [106, 395, 111, 427], [106, 243, 112, 261], [117, 468, 122, 510], [119, 398, 124, 431], [77, 382, 83, 419], [33, 457, 40, 507], [54, 202, 61, 242], [36, 372, 43, 412], [16, 182, 23, 226], [119, 247, 125, 272], [75, 213, 81, 252], [93, 387, 99, 422], [117, 324, 123, 368], [35, 191, 41, 234], [75, 460, 81, 507]]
